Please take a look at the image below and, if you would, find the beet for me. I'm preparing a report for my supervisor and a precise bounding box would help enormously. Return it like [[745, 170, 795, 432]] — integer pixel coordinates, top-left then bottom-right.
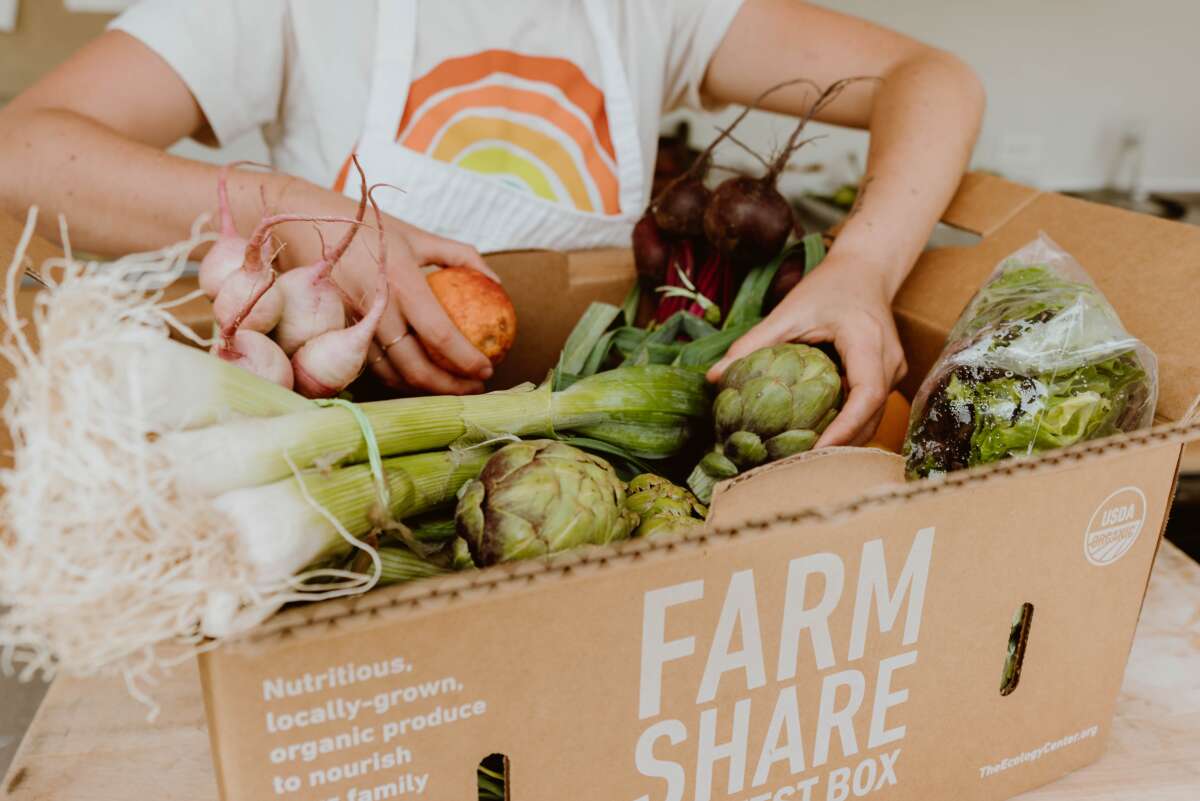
[[632, 212, 670, 285], [646, 79, 815, 242], [653, 179, 711, 238], [703, 77, 872, 269], [703, 176, 794, 267]]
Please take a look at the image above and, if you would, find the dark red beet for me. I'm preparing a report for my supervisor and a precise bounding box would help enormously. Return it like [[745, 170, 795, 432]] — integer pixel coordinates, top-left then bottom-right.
[[654, 178, 711, 238], [701, 77, 872, 269], [632, 212, 670, 285], [703, 176, 794, 267], [765, 249, 807, 310], [646, 79, 823, 245]]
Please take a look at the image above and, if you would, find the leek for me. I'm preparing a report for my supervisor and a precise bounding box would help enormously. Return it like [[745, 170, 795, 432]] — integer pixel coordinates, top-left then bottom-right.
[[370, 546, 453, 586], [123, 338, 312, 428], [165, 365, 710, 496], [214, 448, 493, 587]]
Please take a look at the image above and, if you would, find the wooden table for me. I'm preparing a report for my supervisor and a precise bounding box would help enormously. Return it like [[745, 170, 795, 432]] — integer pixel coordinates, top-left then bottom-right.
[[4, 542, 1199, 801]]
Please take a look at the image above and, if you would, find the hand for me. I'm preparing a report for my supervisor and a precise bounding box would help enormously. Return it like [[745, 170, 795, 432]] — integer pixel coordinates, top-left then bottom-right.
[[707, 254, 907, 447], [349, 225, 497, 396]]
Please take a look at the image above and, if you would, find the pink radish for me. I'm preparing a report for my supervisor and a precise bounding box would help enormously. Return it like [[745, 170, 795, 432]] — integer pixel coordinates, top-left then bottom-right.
[[273, 161, 370, 355], [291, 190, 391, 399], [212, 270, 294, 388], [212, 213, 361, 335], [291, 269, 387, 398], [199, 161, 270, 299]]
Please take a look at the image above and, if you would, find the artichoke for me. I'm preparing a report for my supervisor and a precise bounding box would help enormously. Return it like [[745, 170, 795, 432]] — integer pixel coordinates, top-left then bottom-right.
[[456, 440, 638, 566], [624, 474, 708, 538], [688, 344, 842, 502]]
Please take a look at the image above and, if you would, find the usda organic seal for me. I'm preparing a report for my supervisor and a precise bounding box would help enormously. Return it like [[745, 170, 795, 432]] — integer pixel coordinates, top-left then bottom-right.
[[1084, 487, 1147, 566]]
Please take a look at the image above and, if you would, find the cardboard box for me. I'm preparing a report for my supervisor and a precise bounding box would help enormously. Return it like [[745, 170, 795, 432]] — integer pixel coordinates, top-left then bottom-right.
[[4, 174, 1198, 801], [185, 174, 1200, 801]]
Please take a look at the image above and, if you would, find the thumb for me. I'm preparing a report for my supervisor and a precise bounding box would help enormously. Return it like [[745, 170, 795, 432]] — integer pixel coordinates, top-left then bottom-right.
[[706, 317, 785, 383], [422, 237, 501, 283]]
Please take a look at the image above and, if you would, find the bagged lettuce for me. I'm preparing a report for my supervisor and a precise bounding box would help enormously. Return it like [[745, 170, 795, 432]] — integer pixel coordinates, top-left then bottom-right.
[[904, 234, 1157, 479]]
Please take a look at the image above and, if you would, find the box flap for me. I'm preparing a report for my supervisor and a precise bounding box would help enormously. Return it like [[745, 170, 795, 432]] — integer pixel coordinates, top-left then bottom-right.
[[895, 174, 1200, 423], [708, 446, 905, 527], [483, 248, 635, 387]]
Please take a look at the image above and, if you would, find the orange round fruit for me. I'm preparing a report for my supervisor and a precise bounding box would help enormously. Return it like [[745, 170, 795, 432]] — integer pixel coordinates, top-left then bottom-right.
[[865, 390, 911, 453], [426, 266, 517, 374]]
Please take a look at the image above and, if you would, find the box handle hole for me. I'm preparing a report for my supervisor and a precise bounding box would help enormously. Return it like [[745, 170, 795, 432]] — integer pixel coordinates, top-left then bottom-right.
[[1000, 602, 1034, 696], [478, 753, 508, 800]]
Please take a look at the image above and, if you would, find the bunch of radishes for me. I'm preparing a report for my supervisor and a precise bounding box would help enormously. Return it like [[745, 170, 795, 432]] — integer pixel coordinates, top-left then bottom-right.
[[200, 159, 388, 398], [635, 78, 863, 323]]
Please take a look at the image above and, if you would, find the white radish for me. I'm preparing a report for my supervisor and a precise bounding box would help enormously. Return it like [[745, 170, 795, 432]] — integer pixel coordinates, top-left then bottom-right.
[[198, 161, 268, 299], [292, 268, 388, 398], [291, 188, 393, 399], [273, 236, 347, 355], [212, 270, 294, 389], [220, 330, 294, 389], [273, 162, 370, 355], [212, 213, 360, 335]]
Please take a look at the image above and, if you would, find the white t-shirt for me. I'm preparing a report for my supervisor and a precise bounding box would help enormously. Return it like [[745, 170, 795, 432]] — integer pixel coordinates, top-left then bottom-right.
[[111, 0, 744, 216]]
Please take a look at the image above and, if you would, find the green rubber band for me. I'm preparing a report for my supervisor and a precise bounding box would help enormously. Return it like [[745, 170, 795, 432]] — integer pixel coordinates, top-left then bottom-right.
[[315, 397, 390, 518]]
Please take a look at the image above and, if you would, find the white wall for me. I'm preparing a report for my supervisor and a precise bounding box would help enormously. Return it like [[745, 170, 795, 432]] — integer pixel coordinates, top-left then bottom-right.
[[679, 0, 1200, 196]]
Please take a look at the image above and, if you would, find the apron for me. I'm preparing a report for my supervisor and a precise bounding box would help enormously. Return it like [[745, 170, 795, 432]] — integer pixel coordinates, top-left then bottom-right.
[[350, 0, 645, 253]]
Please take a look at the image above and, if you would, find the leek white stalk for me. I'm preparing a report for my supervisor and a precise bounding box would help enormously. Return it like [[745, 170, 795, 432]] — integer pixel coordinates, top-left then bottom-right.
[[202, 447, 492, 637]]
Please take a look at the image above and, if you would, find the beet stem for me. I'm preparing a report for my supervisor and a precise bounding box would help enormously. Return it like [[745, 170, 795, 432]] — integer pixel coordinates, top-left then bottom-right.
[[767, 76, 880, 181], [650, 77, 824, 207], [711, 125, 771, 170]]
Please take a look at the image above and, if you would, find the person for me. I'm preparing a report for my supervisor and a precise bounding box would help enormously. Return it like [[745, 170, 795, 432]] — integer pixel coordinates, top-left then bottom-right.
[[0, 0, 983, 446]]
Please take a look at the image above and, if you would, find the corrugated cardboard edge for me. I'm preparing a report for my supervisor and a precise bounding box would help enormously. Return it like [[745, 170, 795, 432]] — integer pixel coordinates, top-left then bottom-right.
[[196, 653, 233, 801], [939, 172, 1042, 236], [221, 413, 1200, 647]]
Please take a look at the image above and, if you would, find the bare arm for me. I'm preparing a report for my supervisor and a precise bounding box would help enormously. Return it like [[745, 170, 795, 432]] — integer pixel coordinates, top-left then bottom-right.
[[703, 0, 985, 445], [0, 31, 492, 394]]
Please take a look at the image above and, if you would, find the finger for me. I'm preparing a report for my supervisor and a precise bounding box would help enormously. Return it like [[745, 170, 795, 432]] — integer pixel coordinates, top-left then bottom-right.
[[416, 236, 501, 283], [366, 342, 406, 390], [369, 291, 413, 362], [706, 316, 787, 383], [891, 352, 908, 386], [384, 258, 492, 380], [387, 332, 486, 396], [852, 406, 888, 447], [816, 332, 889, 448]]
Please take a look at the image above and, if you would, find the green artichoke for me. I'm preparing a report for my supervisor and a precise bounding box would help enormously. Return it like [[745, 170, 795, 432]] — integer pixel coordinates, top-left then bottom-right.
[[456, 440, 638, 566], [688, 344, 842, 502], [624, 474, 708, 538]]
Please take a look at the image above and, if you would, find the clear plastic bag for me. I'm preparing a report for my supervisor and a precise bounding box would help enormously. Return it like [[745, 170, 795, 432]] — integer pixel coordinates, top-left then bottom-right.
[[903, 234, 1158, 480]]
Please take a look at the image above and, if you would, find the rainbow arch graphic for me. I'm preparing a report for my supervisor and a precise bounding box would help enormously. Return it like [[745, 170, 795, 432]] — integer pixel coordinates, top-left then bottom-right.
[[336, 49, 620, 214]]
